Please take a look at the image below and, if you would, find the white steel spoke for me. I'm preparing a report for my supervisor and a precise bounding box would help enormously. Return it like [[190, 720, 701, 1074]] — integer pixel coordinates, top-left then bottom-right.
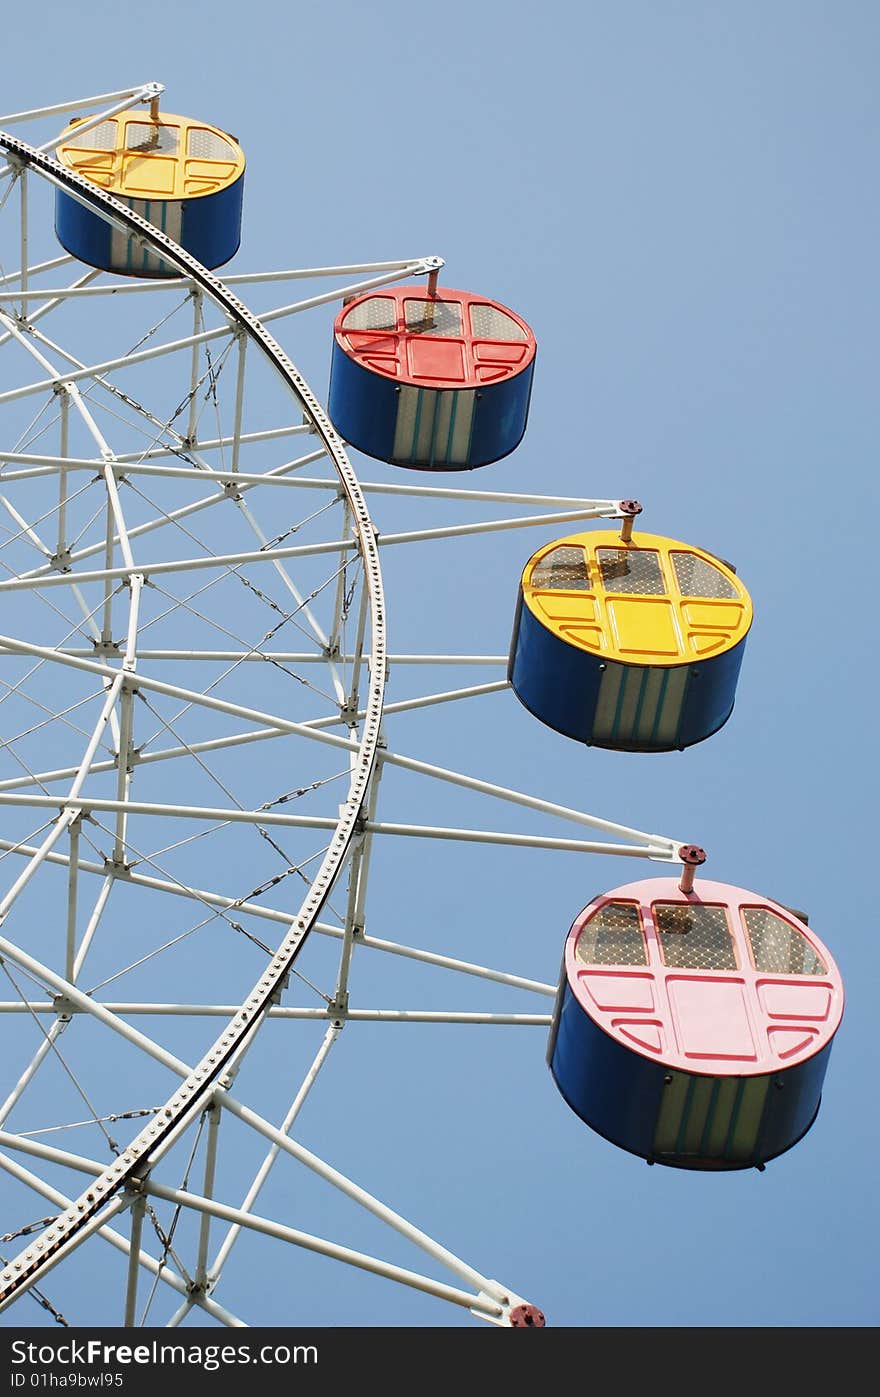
[[0, 680, 109, 751], [0, 83, 163, 131], [216, 1091, 510, 1305], [0, 503, 625, 595], [207, 1024, 340, 1285], [52, 651, 508, 663], [151, 1179, 504, 1318], [0, 259, 430, 302], [123, 1193, 146, 1327], [0, 534, 359, 591], [0, 794, 678, 860], [0, 269, 102, 352], [232, 495, 344, 690], [0, 264, 439, 410], [0, 926, 190, 1078], [0, 630, 364, 756], [0, 1149, 246, 1327], [124, 489, 347, 673], [18, 169, 27, 319], [193, 1103, 221, 1291], [0, 429, 313, 476], [320, 927, 557, 997], [0, 1003, 551, 1024], [378, 745, 682, 852], [0, 88, 164, 187], [0, 827, 557, 996], [0, 961, 122, 1158], [10, 447, 332, 581], [0, 254, 74, 287], [303, 678, 511, 730], [0, 1130, 501, 1320]]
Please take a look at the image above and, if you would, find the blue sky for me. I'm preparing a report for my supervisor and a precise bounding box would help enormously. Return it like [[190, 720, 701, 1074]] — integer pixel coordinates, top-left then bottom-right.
[[0, 1, 877, 1329]]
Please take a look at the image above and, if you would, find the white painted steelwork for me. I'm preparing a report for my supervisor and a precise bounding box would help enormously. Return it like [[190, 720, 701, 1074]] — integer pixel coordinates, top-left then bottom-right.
[[0, 88, 689, 1329]]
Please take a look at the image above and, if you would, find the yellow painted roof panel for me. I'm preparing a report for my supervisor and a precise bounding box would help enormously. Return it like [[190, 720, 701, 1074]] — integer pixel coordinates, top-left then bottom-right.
[[55, 112, 245, 201], [521, 529, 752, 665]]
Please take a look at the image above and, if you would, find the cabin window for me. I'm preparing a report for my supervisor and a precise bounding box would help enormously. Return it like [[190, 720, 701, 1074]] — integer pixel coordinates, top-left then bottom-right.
[[671, 551, 738, 599], [596, 548, 665, 596], [654, 903, 738, 970], [125, 122, 180, 156], [187, 128, 237, 161], [575, 902, 647, 966], [743, 908, 827, 975], [65, 120, 118, 151], [404, 299, 462, 337], [343, 296, 398, 331], [531, 546, 590, 591], [469, 304, 528, 341]]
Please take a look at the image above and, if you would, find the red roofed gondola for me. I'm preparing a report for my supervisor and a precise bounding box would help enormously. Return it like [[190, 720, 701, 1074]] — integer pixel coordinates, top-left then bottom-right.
[[328, 285, 536, 470]]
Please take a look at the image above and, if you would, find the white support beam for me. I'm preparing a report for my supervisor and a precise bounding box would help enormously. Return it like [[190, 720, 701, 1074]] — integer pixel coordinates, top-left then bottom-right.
[[0, 832, 559, 996], [378, 746, 681, 851], [56, 390, 70, 558], [18, 168, 28, 318], [0, 1027, 63, 1130], [0, 268, 102, 353], [0, 456, 623, 515], [153, 1179, 503, 1319], [0, 127, 392, 1316], [0, 259, 431, 302], [123, 1194, 146, 1327], [185, 288, 203, 447], [0, 449, 619, 513], [0, 85, 163, 178], [0, 1131, 503, 1320], [0, 534, 354, 592], [9, 447, 333, 581], [0, 1004, 552, 1024], [0, 501, 626, 594], [194, 1103, 221, 1289], [0, 790, 341, 831], [49, 651, 508, 665], [216, 1092, 510, 1306], [229, 331, 247, 475], [208, 1024, 341, 1283], [0, 1149, 245, 1326], [0, 254, 73, 288], [0, 791, 678, 859], [0, 85, 164, 126], [362, 820, 677, 859], [0, 631, 362, 760], [0, 264, 439, 410], [0, 924, 190, 1079]]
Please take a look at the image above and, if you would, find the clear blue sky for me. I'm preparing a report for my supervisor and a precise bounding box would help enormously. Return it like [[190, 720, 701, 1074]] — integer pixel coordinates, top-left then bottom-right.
[[0, 0, 877, 1329]]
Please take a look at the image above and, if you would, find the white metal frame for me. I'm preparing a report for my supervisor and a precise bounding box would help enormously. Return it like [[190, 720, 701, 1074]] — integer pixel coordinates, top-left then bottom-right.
[[0, 88, 695, 1329]]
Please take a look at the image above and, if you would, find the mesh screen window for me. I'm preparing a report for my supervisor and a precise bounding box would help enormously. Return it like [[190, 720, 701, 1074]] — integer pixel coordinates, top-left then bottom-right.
[[672, 552, 738, 599], [531, 546, 591, 590], [125, 123, 179, 155], [575, 902, 647, 966], [743, 908, 827, 975], [187, 129, 237, 161], [344, 297, 398, 331], [654, 903, 738, 970], [66, 120, 118, 151], [404, 299, 462, 337], [597, 548, 666, 595], [469, 304, 528, 341]]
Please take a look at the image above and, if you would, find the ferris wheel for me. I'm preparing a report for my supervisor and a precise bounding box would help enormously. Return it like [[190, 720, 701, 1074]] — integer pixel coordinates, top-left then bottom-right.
[[0, 83, 843, 1329]]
